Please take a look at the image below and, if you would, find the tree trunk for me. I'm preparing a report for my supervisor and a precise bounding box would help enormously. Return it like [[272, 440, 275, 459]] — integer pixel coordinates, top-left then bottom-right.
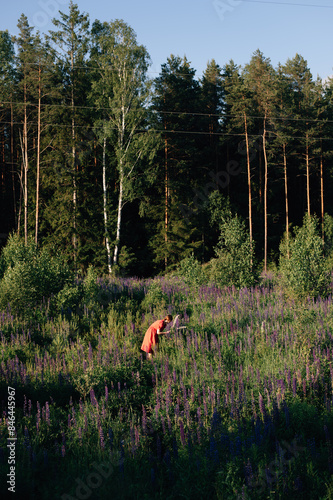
[[306, 131, 310, 216], [113, 161, 123, 266], [244, 112, 252, 245], [11, 99, 17, 229], [262, 120, 268, 273], [23, 85, 28, 245], [283, 143, 289, 258], [103, 136, 112, 273], [35, 65, 41, 245], [71, 42, 77, 271], [320, 141, 324, 242], [164, 135, 168, 269]]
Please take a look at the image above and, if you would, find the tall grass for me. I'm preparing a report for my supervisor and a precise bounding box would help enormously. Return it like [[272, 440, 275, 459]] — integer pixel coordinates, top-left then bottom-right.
[[1, 276, 333, 499]]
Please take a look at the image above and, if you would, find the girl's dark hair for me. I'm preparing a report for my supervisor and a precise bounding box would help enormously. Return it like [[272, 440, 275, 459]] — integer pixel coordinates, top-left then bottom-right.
[[164, 314, 173, 322]]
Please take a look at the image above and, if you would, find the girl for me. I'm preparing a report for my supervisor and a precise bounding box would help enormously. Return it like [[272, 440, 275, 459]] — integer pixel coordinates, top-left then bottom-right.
[[141, 315, 173, 359]]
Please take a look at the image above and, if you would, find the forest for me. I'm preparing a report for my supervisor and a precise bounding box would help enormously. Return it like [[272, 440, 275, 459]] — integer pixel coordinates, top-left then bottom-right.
[[2, 1, 333, 277], [3, 4, 333, 498]]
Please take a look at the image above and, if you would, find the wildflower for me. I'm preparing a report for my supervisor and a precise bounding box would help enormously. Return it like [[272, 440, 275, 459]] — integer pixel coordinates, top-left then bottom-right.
[[99, 425, 105, 450], [179, 419, 186, 446], [259, 393, 266, 421], [45, 401, 51, 426], [90, 389, 98, 407], [142, 405, 147, 434]]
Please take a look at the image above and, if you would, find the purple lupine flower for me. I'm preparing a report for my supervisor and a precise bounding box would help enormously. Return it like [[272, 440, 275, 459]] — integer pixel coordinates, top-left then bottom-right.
[[142, 405, 147, 434], [36, 402, 41, 432], [135, 425, 140, 447], [292, 376, 297, 397], [105, 385, 109, 404], [259, 393, 266, 421], [167, 415, 172, 433], [173, 369, 177, 384], [90, 389, 98, 407], [303, 379, 307, 397], [179, 419, 186, 446], [99, 425, 105, 450]]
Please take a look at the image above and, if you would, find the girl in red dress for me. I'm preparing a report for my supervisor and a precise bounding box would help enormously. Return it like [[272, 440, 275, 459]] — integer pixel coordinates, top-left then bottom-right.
[[141, 314, 173, 359]]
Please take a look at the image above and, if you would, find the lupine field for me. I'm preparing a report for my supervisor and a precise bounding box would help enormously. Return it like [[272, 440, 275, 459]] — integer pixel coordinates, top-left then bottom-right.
[[1, 274, 333, 499]]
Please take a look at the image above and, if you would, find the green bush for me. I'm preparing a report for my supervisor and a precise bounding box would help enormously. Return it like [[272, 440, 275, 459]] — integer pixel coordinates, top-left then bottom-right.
[[279, 214, 330, 299], [0, 233, 72, 314], [208, 213, 255, 289], [176, 253, 205, 288]]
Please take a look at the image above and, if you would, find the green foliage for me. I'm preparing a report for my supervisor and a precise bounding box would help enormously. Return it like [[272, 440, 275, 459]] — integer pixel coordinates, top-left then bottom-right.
[[0, 233, 72, 314], [175, 253, 205, 288], [82, 265, 100, 304], [56, 283, 82, 315], [140, 279, 168, 312], [279, 214, 330, 299], [208, 212, 255, 289]]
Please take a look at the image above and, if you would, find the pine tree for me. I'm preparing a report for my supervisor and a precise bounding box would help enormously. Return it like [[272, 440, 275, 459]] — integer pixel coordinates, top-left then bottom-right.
[[280, 54, 317, 219], [243, 50, 277, 271], [14, 14, 36, 244], [0, 31, 17, 237], [152, 55, 203, 269], [47, 0, 90, 270], [223, 60, 255, 246]]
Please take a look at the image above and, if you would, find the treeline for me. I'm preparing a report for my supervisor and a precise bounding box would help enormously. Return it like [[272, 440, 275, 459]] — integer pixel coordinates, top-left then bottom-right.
[[1, 0, 333, 277]]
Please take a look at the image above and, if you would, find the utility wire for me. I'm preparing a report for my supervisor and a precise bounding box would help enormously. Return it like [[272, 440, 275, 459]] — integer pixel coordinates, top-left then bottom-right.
[[242, 0, 333, 7], [0, 120, 332, 141], [0, 100, 331, 123]]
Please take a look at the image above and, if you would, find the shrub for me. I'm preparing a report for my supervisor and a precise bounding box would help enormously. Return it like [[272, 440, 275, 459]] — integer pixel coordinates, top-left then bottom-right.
[[0, 234, 72, 314], [208, 213, 255, 289], [175, 253, 205, 288], [279, 214, 330, 299]]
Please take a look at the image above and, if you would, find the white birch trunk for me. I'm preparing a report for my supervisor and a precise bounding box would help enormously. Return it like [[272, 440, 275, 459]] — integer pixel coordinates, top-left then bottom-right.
[[35, 66, 41, 245], [263, 122, 268, 273], [23, 93, 28, 245], [113, 162, 123, 266], [103, 136, 112, 273]]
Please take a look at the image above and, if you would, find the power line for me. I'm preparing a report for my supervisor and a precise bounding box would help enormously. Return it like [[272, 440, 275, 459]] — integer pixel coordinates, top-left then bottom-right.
[[0, 100, 332, 124], [242, 0, 333, 8], [0, 120, 332, 141]]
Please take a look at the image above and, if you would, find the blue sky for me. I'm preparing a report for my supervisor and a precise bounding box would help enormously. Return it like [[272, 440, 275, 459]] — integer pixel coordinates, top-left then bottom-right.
[[1, 0, 333, 81]]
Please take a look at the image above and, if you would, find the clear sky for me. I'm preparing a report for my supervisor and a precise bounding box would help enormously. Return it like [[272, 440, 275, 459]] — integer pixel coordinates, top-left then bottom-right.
[[1, 0, 333, 81]]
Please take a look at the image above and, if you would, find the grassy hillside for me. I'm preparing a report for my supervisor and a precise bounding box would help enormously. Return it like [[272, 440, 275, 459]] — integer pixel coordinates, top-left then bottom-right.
[[1, 276, 333, 499]]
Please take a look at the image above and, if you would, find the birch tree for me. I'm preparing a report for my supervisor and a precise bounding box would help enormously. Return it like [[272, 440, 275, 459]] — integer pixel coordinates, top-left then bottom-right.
[[91, 19, 153, 272]]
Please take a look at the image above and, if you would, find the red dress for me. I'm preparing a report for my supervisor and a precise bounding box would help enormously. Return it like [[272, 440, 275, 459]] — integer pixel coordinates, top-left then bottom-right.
[[141, 319, 165, 354]]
